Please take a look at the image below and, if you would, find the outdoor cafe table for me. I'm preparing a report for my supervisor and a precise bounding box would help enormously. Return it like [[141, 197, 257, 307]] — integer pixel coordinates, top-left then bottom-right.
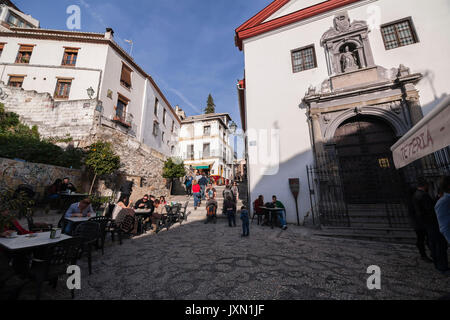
[[0, 232, 72, 252], [259, 207, 285, 229]]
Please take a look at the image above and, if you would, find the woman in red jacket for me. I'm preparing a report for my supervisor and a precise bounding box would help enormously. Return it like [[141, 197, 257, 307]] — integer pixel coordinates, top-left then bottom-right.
[[192, 180, 201, 210]]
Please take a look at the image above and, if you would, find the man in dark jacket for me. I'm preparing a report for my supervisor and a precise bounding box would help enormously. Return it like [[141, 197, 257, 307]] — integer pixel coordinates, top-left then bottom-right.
[[407, 186, 432, 262], [198, 175, 209, 201], [412, 178, 449, 274]]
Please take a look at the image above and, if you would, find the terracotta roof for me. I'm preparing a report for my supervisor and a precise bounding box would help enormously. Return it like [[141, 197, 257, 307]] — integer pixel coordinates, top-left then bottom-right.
[[235, 0, 362, 50]]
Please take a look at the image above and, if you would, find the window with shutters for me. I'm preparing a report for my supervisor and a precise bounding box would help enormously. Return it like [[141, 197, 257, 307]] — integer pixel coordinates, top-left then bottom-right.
[[120, 63, 132, 89], [187, 144, 194, 160], [54, 78, 72, 99], [153, 120, 160, 136], [8, 75, 24, 88], [203, 143, 210, 158], [114, 94, 130, 126], [15, 44, 34, 64], [62, 48, 79, 66]]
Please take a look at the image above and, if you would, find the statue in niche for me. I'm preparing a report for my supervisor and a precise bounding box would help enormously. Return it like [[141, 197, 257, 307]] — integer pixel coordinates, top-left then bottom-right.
[[340, 46, 359, 73]]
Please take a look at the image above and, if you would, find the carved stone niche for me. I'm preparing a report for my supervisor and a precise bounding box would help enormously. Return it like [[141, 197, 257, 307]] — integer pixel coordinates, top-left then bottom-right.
[[321, 11, 375, 76]]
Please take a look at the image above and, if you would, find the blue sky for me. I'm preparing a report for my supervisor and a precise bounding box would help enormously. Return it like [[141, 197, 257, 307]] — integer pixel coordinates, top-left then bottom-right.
[[15, 0, 273, 129]]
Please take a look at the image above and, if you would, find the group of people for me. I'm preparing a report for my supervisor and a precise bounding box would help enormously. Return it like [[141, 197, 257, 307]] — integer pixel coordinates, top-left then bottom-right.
[[46, 177, 77, 200], [253, 195, 288, 230], [184, 172, 216, 197], [409, 176, 450, 275]]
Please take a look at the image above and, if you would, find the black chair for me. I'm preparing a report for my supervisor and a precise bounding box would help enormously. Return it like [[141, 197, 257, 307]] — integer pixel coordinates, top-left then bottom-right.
[[179, 201, 190, 224], [88, 217, 111, 255], [73, 222, 101, 275], [110, 215, 135, 245], [25, 237, 83, 300], [26, 216, 53, 233]]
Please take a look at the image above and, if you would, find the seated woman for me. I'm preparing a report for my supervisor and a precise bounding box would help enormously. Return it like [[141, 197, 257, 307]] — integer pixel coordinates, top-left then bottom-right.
[[46, 179, 63, 200], [0, 210, 33, 238], [113, 195, 138, 235], [147, 200, 164, 234], [159, 196, 167, 206]]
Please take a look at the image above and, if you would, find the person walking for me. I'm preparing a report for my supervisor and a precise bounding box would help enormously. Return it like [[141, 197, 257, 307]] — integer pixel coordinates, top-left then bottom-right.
[[222, 185, 235, 204], [192, 180, 201, 210], [240, 206, 250, 237], [199, 174, 208, 201], [435, 176, 450, 243], [224, 196, 236, 227], [412, 178, 449, 274], [231, 181, 239, 203], [184, 175, 193, 196]]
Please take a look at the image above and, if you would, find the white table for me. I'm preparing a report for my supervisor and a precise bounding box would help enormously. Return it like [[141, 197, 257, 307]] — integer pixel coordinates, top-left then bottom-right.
[[65, 217, 92, 223], [0, 232, 72, 251]]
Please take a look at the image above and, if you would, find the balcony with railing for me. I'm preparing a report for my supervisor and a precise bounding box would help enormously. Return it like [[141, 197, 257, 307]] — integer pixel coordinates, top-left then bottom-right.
[[113, 109, 133, 128]]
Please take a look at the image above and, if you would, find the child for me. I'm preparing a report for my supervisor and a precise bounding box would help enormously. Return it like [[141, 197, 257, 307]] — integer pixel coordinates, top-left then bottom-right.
[[240, 206, 250, 237]]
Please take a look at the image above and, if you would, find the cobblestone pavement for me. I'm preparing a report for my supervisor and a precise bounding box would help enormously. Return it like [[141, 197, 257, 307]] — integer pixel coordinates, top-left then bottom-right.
[[8, 189, 450, 300]]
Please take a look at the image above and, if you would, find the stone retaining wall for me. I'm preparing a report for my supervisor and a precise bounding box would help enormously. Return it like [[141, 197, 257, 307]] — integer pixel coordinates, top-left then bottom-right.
[[0, 157, 85, 197]]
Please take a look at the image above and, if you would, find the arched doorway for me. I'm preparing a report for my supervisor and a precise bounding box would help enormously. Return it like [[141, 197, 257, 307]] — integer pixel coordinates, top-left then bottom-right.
[[334, 115, 403, 204]]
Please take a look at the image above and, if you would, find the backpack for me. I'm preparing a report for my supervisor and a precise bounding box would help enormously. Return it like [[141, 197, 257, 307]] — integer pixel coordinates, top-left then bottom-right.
[[206, 205, 217, 217], [223, 189, 233, 200]]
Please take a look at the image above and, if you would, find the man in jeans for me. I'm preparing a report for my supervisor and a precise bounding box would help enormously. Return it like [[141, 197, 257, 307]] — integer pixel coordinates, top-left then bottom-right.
[[435, 176, 450, 243], [272, 196, 288, 230], [198, 174, 209, 201], [224, 196, 236, 227]]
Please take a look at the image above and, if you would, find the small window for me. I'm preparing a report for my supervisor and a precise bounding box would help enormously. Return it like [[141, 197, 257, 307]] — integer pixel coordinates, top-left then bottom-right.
[[381, 17, 419, 50], [0, 43, 5, 57], [204, 125, 211, 136], [291, 45, 317, 73], [120, 63, 132, 89], [62, 48, 79, 66], [16, 44, 34, 64], [8, 75, 24, 88], [154, 97, 159, 116], [162, 132, 165, 142], [153, 120, 159, 136], [54, 79, 72, 99], [163, 109, 167, 125], [171, 121, 175, 133]]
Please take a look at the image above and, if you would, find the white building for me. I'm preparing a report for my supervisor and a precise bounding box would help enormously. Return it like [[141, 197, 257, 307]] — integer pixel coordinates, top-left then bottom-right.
[[178, 112, 235, 182], [0, 0, 39, 30], [0, 26, 180, 157], [235, 0, 450, 226]]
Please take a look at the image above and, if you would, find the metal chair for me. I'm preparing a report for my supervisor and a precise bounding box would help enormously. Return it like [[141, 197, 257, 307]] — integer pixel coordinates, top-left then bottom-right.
[[25, 237, 83, 300], [73, 222, 101, 275], [88, 217, 111, 255], [179, 201, 190, 224], [26, 216, 53, 233]]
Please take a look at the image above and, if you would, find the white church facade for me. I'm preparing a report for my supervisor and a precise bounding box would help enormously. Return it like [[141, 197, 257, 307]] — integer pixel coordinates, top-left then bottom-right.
[[235, 0, 450, 226]]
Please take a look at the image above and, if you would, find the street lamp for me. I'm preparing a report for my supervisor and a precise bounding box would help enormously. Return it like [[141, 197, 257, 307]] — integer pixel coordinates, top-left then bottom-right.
[[87, 87, 95, 99], [229, 121, 238, 134]]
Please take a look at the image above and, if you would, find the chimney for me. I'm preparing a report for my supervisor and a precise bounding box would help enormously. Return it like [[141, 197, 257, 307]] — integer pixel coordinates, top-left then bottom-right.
[[105, 27, 114, 40]]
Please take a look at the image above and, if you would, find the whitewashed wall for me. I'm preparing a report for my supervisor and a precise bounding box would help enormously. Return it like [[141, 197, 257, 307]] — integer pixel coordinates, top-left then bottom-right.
[[242, 0, 450, 223]]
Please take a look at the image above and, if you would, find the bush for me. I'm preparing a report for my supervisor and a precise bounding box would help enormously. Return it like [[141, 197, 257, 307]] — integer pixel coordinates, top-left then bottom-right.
[[0, 103, 84, 168]]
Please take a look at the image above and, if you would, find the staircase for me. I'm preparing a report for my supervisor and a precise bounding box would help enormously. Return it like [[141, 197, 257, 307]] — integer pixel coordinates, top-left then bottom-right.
[[318, 203, 416, 244]]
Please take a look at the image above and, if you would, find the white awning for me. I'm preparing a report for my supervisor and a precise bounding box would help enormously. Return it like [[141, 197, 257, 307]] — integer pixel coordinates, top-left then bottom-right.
[[391, 95, 450, 169]]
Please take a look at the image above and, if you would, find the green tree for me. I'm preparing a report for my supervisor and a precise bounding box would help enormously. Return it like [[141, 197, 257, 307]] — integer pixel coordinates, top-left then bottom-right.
[[162, 158, 186, 194], [85, 141, 121, 195], [205, 94, 216, 114]]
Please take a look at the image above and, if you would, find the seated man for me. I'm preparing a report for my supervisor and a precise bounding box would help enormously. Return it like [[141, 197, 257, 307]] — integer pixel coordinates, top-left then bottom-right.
[[253, 195, 266, 225], [149, 200, 165, 233], [64, 199, 95, 234], [272, 196, 287, 230], [134, 194, 153, 211], [61, 177, 77, 193]]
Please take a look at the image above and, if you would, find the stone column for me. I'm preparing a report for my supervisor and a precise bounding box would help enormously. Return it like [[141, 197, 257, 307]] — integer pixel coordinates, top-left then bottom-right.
[[311, 113, 325, 155]]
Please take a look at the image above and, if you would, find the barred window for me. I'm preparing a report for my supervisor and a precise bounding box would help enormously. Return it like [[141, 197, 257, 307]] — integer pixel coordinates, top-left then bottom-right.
[[291, 45, 317, 73], [381, 18, 418, 50]]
